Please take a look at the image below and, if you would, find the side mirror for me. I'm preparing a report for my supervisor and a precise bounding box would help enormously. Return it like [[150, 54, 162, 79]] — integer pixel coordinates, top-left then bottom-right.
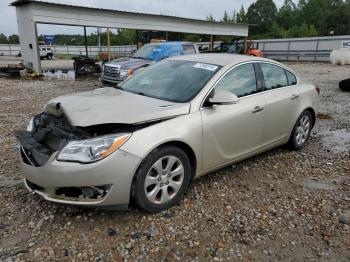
[[208, 90, 239, 105]]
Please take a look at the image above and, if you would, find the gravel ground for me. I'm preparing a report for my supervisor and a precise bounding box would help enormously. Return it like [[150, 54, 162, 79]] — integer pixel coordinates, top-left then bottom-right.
[[0, 62, 349, 261]]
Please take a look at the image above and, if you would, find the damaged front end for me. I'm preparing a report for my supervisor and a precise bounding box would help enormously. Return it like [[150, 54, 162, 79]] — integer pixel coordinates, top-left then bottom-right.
[[15, 112, 89, 167], [15, 111, 158, 167], [14, 111, 153, 205]]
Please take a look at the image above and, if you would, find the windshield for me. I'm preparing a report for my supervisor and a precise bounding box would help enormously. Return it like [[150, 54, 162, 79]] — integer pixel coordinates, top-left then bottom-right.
[[120, 60, 221, 103], [133, 45, 160, 60]]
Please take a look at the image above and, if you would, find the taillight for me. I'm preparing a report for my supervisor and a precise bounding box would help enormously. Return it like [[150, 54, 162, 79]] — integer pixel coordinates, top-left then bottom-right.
[[315, 85, 320, 95]]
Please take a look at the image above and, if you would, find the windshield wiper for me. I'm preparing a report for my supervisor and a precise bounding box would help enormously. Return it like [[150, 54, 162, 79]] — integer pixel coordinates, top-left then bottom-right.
[[133, 56, 147, 60]]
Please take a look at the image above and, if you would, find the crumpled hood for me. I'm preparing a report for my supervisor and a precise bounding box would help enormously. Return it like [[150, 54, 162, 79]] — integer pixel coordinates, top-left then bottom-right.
[[45, 87, 190, 127], [106, 58, 152, 70]]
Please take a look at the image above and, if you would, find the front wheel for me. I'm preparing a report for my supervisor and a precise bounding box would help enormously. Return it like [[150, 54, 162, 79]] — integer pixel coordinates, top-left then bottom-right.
[[132, 146, 192, 212], [288, 111, 313, 150]]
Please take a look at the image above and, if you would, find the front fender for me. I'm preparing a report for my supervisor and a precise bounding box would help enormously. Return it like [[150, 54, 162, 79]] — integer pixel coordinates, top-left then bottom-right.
[[120, 112, 203, 175]]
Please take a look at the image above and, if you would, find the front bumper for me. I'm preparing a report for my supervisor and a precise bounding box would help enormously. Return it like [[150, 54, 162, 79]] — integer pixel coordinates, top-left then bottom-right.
[[101, 75, 125, 85], [19, 147, 142, 207]]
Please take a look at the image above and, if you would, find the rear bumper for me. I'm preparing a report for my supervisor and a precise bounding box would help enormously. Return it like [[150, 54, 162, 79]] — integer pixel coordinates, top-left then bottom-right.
[[19, 148, 142, 207]]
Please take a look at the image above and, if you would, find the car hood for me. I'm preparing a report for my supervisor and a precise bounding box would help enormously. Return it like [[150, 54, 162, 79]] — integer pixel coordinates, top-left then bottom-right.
[[106, 58, 152, 70], [45, 87, 190, 127]]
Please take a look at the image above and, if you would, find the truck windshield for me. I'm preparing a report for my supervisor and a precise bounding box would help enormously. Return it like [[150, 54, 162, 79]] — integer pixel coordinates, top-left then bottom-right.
[[133, 45, 160, 60], [120, 60, 221, 103]]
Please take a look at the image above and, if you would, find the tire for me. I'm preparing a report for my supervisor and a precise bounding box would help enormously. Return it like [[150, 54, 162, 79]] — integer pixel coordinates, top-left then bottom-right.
[[339, 78, 350, 92], [288, 110, 313, 150], [132, 146, 192, 213]]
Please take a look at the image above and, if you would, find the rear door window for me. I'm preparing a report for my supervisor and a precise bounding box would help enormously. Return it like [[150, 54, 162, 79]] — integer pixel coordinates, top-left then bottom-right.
[[183, 45, 196, 55], [260, 63, 288, 90]]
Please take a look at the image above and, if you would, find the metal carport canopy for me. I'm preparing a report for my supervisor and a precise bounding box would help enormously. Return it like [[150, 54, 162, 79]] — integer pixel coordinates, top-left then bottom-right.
[[12, 0, 249, 73]]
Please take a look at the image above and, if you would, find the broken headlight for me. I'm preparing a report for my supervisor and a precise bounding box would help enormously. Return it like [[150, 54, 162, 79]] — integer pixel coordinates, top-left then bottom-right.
[[57, 133, 131, 163]]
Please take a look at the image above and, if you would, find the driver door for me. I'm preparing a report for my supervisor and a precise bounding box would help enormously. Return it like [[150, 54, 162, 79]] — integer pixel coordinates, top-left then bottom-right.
[[201, 63, 266, 171]]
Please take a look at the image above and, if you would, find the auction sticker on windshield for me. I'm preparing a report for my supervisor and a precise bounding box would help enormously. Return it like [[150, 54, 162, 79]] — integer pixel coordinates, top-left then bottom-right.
[[193, 63, 218, 71]]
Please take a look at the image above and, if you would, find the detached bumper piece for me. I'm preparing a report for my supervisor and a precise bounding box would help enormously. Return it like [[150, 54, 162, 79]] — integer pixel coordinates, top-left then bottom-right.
[[25, 179, 113, 204], [15, 131, 51, 166]]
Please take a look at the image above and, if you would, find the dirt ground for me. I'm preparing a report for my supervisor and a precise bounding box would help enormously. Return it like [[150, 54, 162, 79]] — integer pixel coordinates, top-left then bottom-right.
[[0, 62, 349, 261]]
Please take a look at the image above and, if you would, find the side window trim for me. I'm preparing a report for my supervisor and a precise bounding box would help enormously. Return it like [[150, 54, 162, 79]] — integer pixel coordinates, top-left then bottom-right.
[[201, 61, 263, 109]]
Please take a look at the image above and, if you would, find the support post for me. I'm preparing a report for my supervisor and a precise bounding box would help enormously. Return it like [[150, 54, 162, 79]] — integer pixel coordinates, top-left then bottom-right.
[[287, 41, 291, 61], [84, 26, 88, 57], [136, 30, 139, 49], [97, 27, 101, 52], [16, 6, 41, 74], [107, 28, 111, 62], [314, 39, 319, 62], [210, 35, 214, 51]]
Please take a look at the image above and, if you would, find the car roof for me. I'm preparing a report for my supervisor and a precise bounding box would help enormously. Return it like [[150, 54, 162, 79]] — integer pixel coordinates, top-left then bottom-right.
[[168, 53, 283, 67], [146, 41, 193, 46]]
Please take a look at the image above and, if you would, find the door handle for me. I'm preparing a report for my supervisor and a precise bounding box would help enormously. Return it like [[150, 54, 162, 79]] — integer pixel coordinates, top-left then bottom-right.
[[291, 94, 300, 100], [252, 106, 264, 113]]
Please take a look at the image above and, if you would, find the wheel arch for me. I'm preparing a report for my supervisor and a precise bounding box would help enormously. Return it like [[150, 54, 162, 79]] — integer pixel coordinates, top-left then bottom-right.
[[304, 107, 316, 128], [129, 140, 197, 204]]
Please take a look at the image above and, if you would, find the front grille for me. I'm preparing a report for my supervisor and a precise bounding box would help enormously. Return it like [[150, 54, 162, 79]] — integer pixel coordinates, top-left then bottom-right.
[[103, 66, 120, 78]]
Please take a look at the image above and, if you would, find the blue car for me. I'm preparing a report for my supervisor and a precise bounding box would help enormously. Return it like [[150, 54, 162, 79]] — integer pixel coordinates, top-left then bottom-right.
[[101, 42, 199, 85]]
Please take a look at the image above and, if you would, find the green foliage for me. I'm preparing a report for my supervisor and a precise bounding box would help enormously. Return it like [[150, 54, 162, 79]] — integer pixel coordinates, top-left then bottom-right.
[[238, 0, 349, 38], [247, 0, 278, 35], [0, 33, 9, 44], [37, 29, 137, 46], [8, 34, 20, 44]]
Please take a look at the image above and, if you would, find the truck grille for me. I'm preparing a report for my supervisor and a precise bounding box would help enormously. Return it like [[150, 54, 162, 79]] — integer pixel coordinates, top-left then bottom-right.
[[103, 66, 120, 77]]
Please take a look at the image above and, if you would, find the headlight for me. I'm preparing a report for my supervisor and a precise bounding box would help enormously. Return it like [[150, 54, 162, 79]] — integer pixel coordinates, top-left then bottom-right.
[[57, 133, 131, 163], [120, 69, 133, 79], [27, 117, 34, 132]]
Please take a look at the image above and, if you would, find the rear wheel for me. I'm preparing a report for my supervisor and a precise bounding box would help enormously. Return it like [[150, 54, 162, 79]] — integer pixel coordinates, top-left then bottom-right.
[[132, 146, 192, 212], [288, 111, 313, 150]]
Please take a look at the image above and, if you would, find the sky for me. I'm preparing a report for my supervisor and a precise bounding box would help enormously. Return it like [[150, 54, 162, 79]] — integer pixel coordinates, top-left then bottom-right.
[[1, 0, 284, 36]]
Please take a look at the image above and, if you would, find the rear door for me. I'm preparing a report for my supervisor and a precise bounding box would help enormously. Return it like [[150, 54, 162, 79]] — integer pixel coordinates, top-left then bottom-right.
[[258, 62, 301, 146], [201, 63, 266, 171]]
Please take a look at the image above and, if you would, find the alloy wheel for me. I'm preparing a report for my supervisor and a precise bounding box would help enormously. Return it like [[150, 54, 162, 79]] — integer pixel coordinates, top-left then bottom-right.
[[144, 156, 184, 205], [295, 114, 311, 146]]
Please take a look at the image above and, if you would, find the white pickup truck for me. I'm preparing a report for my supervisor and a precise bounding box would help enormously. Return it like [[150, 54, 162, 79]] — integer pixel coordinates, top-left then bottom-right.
[[39, 46, 53, 60]]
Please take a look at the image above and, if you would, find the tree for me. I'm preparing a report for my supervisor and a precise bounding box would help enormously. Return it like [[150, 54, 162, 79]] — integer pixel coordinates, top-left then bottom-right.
[[8, 34, 20, 44], [277, 0, 297, 30], [0, 33, 9, 44], [206, 14, 215, 22], [247, 0, 278, 35], [236, 6, 247, 23], [222, 11, 229, 22]]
